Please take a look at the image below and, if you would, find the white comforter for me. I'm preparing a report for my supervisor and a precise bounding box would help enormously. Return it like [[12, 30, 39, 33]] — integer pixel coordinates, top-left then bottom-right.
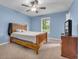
[[11, 31, 45, 43]]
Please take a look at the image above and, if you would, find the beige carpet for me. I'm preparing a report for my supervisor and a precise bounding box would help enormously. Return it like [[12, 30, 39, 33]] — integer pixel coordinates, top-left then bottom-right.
[[0, 40, 68, 59]]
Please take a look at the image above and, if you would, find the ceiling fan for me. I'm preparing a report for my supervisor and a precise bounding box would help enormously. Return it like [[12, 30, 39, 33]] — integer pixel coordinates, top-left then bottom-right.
[[21, 0, 46, 13]]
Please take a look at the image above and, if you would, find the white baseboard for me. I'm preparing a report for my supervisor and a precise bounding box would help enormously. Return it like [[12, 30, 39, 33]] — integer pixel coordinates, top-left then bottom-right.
[[47, 37, 61, 42], [48, 37, 61, 40], [0, 42, 9, 45]]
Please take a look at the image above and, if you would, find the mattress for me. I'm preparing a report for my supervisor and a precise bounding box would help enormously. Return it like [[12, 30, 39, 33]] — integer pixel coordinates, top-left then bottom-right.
[[11, 31, 45, 43]]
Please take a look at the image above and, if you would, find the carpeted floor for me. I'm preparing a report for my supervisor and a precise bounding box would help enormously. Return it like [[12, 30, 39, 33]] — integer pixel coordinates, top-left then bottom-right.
[[0, 40, 68, 59]]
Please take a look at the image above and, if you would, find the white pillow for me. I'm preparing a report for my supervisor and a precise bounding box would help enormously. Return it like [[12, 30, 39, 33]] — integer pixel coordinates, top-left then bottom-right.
[[16, 29, 22, 32], [16, 29, 26, 32], [22, 30, 26, 32]]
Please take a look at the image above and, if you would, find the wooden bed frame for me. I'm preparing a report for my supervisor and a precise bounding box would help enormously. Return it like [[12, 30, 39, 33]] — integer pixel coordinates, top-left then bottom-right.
[[10, 23, 47, 54]]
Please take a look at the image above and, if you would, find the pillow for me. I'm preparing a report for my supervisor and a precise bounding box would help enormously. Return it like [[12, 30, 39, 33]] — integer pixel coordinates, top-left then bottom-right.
[[16, 29, 26, 32], [21, 30, 26, 32], [16, 29, 22, 32]]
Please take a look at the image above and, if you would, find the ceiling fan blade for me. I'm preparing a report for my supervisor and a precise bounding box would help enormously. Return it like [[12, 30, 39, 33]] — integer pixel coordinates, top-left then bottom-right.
[[36, 11, 38, 13], [22, 4, 30, 7], [31, 0, 38, 6], [31, 1, 34, 6], [26, 9, 30, 12], [39, 7, 46, 9], [35, 0, 38, 4]]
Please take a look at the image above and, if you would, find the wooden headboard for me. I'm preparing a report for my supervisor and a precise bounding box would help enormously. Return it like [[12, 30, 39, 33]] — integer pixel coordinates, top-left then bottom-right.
[[12, 23, 27, 32]]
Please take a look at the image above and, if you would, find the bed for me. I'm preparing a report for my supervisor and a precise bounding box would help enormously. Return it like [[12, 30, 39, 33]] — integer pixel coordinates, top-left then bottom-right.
[[9, 23, 47, 54]]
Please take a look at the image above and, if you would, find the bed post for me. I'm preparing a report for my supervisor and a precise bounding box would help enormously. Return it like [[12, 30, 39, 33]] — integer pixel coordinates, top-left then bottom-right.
[[36, 35, 40, 54], [10, 37, 12, 43], [10, 37, 14, 43], [45, 32, 48, 43], [36, 47, 39, 54]]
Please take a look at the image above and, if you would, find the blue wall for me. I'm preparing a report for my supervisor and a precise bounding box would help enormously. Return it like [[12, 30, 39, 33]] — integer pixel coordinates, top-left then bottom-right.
[[30, 12, 66, 39], [69, 0, 78, 36], [0, 0, 77, 43], [0, 5, 31, 43], [30, 0, 78, 39]]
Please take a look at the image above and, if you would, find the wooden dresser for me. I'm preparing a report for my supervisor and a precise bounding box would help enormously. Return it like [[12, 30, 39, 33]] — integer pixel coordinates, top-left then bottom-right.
[[61, 36, 78, 59]]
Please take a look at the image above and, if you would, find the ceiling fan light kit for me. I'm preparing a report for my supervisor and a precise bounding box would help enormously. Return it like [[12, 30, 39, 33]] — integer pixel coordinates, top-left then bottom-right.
[[31, 7, 37, 12], [21, 0, 46, 13]]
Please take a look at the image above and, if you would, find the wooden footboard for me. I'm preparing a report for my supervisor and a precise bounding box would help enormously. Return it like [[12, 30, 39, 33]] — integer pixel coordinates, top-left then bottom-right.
[[36, 32, 47, 44], [35, 32, 47, 54], [10, 32, 47, 54]]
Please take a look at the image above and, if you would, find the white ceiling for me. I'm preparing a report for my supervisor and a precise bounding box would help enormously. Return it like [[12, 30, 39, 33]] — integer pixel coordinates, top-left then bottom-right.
[[0, 0, 73, 16]]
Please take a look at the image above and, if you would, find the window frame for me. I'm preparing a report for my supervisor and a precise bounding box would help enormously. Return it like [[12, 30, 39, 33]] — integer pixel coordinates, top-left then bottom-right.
[[41, 17, 50, 33]]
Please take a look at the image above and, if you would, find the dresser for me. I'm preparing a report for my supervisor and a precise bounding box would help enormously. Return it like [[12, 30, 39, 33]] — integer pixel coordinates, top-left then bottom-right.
[[61, 36, 78, 59]]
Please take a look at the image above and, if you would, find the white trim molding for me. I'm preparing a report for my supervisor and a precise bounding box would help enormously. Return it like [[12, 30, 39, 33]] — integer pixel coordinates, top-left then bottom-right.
[[48, 37, 61, 40], [0, 42, 9, 45]]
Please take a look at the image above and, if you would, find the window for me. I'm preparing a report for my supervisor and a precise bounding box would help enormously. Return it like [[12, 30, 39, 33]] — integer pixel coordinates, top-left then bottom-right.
[[41, 17, 50, 32]]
